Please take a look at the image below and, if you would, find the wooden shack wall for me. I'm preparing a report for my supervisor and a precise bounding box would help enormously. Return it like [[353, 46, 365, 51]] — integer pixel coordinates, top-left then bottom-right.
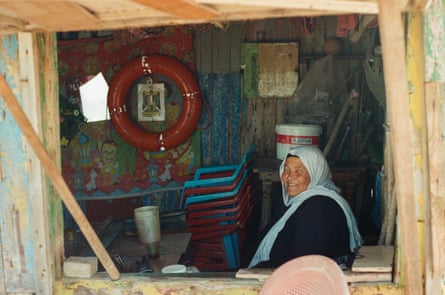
[[0, 9, 444, 295], [195, 16, 371, 162], [52, 17, 378, 225]]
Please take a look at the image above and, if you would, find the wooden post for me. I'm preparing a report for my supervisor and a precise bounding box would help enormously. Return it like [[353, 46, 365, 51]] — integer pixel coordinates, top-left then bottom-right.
[[377, 0, 423, 294], [424, 82, 445, 292], [423, 0, 445, 292]]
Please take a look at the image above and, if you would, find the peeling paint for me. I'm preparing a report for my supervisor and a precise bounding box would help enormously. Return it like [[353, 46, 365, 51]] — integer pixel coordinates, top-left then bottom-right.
[[407, 11, 432, 288], [54, 275, 404, 295], [423, 0, 445, 81], [0, 33, 39, 291]]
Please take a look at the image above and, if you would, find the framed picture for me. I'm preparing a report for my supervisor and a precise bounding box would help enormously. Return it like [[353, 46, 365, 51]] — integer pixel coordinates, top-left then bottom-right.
[[137, 83, 165, 122]]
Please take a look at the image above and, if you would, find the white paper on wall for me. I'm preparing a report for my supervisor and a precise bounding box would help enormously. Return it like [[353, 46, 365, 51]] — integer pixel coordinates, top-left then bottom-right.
[[79, 72, 110, 122]]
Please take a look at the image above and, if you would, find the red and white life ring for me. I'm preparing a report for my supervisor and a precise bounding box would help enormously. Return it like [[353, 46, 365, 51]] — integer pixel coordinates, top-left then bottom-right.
[[107, 55, 202, 151]]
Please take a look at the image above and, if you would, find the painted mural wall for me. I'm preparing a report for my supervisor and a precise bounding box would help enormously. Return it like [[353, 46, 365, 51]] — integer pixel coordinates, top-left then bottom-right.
[[57, 28, 204, 223]]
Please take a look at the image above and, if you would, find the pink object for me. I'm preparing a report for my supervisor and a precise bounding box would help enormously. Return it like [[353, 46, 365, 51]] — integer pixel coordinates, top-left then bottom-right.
[[336, 15, 358, 38], [260, 255, 350, 295]]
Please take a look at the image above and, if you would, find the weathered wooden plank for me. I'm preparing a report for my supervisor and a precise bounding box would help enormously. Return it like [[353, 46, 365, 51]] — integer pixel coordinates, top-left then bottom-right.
[[228, 22, 245, 73], [0, 33, 37, 294], [19, 32, 55, 294], [1, 2, 100, 31], [212, 27, 232, 74], [240, 94, 252, 157], [210, 74, 230, 164], [195, 25, 214, 74], [352, 245, 394, 272], [423, 0, 445, 82], [228, 72, 242, 163], [377, 0, 422, 294], [251, 99, 265, 155], [276, 98, 289, 126], [245, 98, 277, 157], [74, 0, 168, 21], [186, 73, 242, 165], [200, 72, 235, 165], [196, 25, 245, 163], [262, 99, 278, 157], [58, 274, 263, 294], [132, 0, 218, 19], [424, 81, 445, 292], [197, 0, 379, 14], [236, 267, 393, 283], [241, 43, 259, 99], [0, 0, 433, 35], [0, 222, 3, 292], [197, 73, 212, 165], [422, 4, 445, 295], [38, 32, 65, 279]]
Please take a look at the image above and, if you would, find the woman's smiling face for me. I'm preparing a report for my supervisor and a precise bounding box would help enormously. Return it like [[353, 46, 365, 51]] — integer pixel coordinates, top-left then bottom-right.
[[281, 156, 311, 197]]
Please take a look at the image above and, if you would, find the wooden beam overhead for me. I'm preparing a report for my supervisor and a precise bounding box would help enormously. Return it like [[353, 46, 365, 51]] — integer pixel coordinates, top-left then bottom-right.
[[0, 2, 100, 31], [131, 0, 219, 19], [195, 0, 380, 14], [0, 14, 28, 32], [0, 0, 431, 34]]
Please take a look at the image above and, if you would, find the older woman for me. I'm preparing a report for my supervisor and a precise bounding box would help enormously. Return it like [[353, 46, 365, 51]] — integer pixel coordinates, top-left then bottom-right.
[[248, 146, 362, 269]]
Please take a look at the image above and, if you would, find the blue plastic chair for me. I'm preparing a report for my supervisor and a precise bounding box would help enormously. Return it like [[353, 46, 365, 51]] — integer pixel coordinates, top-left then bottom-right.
[[192, 145, 256, 182], [182, 145, 257, 270], [184, 168, 251, 207]]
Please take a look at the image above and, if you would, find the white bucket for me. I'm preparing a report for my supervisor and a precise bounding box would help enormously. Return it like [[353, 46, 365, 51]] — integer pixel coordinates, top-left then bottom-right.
[[275, 124, 322, 160], [134, 206, 161, 258]]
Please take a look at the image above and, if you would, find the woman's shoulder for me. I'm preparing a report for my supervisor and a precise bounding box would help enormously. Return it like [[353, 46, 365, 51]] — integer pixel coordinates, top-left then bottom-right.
[[287, 195, 348, 229], [297, 195, 345, 217], [302, 195, 340, 206]]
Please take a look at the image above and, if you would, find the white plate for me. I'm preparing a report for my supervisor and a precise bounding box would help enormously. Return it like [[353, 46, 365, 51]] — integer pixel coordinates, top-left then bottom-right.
[[161, 264, 187, 274]]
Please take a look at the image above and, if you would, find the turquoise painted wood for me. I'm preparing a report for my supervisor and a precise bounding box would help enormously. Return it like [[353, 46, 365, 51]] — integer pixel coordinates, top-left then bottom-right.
[[424, 0, 445, 82], [196, 23, 245, 166], [198, 73, 242, 166], [0, 34, 37, 293]]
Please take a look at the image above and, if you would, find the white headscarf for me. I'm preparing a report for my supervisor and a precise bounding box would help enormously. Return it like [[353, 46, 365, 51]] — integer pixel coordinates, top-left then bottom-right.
[[248, 146, 363, 268]]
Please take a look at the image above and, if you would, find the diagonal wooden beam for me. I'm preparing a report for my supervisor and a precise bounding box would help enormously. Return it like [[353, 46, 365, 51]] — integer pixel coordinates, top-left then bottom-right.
[[132, 0, 219, 19]]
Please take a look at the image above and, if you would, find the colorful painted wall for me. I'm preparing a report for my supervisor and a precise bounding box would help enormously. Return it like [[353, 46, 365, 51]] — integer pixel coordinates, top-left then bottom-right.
[[58, 28, 203, 223]]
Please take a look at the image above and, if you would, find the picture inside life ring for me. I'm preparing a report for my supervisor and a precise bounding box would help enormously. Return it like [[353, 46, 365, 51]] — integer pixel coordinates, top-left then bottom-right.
[[107, 55, 202, 152], [129, 74, 178, 129]]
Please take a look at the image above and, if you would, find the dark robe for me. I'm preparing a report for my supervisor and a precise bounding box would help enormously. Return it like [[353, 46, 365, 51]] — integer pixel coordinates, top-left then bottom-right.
[[254, 195, 353, 269]]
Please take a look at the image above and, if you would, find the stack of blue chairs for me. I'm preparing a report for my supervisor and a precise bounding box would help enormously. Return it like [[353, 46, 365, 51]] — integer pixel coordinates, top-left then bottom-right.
[[180, 146, 261, 271]]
